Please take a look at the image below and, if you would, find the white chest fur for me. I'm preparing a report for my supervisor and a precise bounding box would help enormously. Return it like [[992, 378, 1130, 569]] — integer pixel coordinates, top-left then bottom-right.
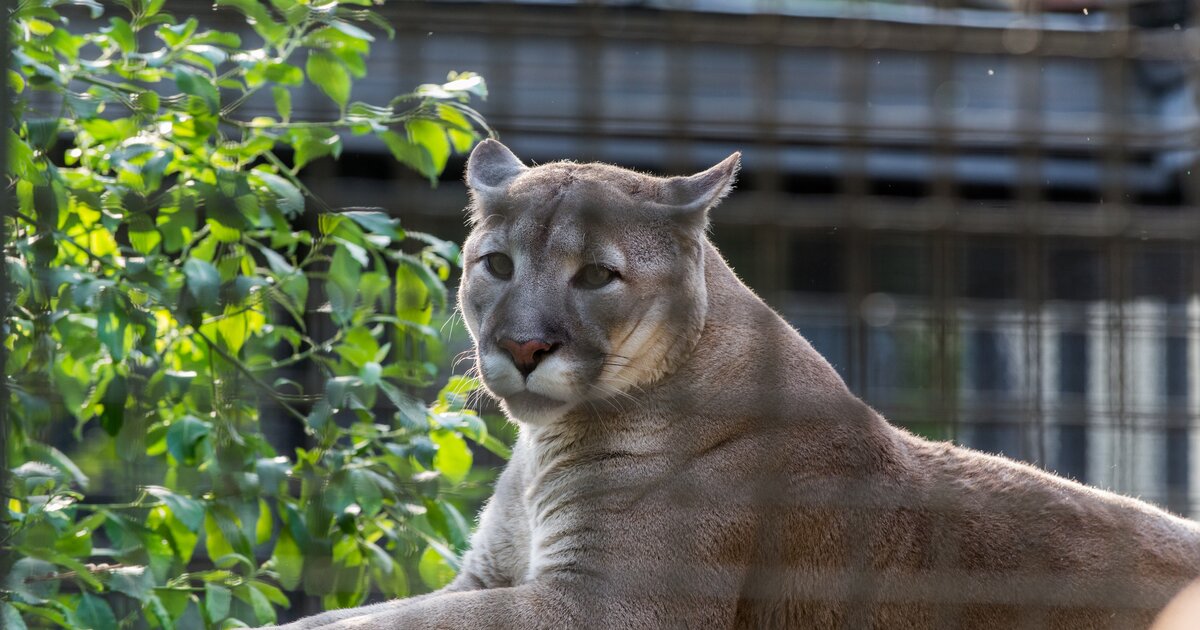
[[514, 428, 589, 584]]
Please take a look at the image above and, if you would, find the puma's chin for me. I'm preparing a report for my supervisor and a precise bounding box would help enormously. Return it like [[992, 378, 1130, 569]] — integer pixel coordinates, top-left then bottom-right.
[[499, 390, 571, 424]]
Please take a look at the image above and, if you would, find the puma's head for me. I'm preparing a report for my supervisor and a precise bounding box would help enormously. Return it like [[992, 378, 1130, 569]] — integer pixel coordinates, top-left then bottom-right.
[[458, 140, 740, 424]]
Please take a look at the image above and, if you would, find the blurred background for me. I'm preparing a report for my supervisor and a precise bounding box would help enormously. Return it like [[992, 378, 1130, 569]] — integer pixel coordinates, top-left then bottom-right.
[[190, 0, 1199, 515]]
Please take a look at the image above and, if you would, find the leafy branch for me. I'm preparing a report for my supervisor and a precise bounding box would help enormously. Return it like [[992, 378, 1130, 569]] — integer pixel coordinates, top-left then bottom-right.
[[5, 1, 505, 628]]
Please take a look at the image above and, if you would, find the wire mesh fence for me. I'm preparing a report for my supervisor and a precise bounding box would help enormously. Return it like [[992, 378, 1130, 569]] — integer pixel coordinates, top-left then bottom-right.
[[154, 0, 1200, 621], [206, 0, 1200, 517]]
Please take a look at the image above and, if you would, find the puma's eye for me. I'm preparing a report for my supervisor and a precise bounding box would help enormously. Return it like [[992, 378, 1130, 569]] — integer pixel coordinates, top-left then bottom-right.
[[483, 253, 513, 280], [575, 264, 617, 290]]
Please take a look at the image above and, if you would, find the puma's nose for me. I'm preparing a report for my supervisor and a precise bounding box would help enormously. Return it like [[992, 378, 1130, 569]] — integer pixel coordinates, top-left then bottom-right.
[[498, 338, 558, 377]]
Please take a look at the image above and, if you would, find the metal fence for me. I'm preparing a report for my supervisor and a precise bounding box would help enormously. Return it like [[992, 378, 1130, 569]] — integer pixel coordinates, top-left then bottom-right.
[[191, 0, 1200, 515]]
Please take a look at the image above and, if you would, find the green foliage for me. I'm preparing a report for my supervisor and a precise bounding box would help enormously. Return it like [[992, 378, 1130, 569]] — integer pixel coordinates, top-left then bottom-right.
[[5, 0, 501, 627]]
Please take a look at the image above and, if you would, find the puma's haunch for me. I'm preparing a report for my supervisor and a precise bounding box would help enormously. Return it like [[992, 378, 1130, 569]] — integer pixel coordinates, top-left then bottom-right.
[[275, 140, 1200, 629]]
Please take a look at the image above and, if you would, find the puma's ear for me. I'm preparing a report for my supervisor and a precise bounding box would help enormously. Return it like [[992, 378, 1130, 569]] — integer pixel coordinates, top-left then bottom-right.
[[664, 152, 741, 222], [466, 139, 526, 194]]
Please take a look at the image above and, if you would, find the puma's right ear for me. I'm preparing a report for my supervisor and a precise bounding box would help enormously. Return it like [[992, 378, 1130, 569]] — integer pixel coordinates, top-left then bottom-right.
[[466, 139, 526, 194], [663, 152, 741, 225]]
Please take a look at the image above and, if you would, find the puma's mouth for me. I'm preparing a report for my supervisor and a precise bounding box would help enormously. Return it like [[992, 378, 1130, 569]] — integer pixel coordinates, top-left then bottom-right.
[[503, 390, 564, 409]]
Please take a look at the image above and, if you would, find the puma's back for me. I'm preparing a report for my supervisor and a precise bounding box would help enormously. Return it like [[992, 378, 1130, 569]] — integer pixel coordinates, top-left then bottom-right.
[[274, 142, 1200, 630]]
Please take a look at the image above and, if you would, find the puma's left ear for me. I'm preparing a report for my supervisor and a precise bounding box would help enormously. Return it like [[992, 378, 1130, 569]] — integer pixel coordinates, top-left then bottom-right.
[[466, 139, 526, 195], [664, 152, 741, 219]]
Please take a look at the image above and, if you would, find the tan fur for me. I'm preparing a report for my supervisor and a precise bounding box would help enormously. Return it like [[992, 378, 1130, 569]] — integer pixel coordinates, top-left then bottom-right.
[[275, 141, 1200, 629]]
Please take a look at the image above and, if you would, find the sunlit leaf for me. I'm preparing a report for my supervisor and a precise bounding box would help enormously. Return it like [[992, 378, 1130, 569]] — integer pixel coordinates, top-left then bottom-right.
[[271, 528, 303, 590], [271, 86, 291, 122], [431, 430, 471, 485], [306, 50, 350, 110], [407, 120, 450, 177], [341, 209, 399, 238], [145, 486, 204, 531], [417, 544, 457, 590]]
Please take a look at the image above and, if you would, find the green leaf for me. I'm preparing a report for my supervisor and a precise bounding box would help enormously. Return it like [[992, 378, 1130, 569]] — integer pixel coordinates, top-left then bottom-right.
[[395, 260, 433, 326], [325, 375, 360, 410], [262, 62, 303, 86], [27, 19, 55, 36], [2, 603, 27, 630], [203, 512, 236, 562], [256, 172, 303, 218], [306, 50, 350, 109], [255, 498, 272, 545], [205, 583, 231, 622], [158, 18, 197, 47], [418, 545, 457, 590], [26, 119, 59, 151], [107, 567, 155, 603], [166, 416, 210, 465], [145, 486, 204, 531], [360, 361, 382, 386], [251, 580, 289, 608], [379, 130, 435, 183], [234, 583, 276, 625], [158, 197, 197, 253], [216, 302, 265, 355], [438, 500, 472, 550], [407, 119, 451, 177], [216, 0, 286, 43], [271, 528, 303, 590], [307, 400, 332, 431], [104, 17, 136, 53], [6, 559, 56, 604], [9, 70, 25, 94], [128, 213, 162, 253], [431, 430, 471, 485], [342, 209, 399, 238], [183, 258, 221, 312], [175, 67, 220, 113], [99, 373, 127, 436], [25, 442, 89, 488], [349, 469, 383, 516], [9, 131, 42, 184], [287, 128, 341, 170], [327, 244, 361, 324], [271, 86, 291, 121], [255, 456, 290, 494], [330, 19, 375, 42], [437, 104, 478, 153], [75, 593, 117, 630]]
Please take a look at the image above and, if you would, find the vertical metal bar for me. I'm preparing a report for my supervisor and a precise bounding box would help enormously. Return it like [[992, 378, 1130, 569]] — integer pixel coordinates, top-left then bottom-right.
[[665, 5, 694, 175], [1192, 188, 1200, 518], [1013, 28, 1046, 468], [753, 14, 783, 304], [1181, 0, 1200, 519], [839, 7, 875, 624], [577, 0, 605, 158], [1103, 5, 1132, 495], [1101, 0, 1137, 605], [485, 2, 516, 137], [928, 17, 958, 447], [0, 0, 13, 591], [841, 36, 870, 399]]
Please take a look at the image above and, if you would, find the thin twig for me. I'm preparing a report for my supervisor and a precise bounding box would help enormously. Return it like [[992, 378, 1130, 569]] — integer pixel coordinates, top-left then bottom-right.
[[23, 563, 141, 584]]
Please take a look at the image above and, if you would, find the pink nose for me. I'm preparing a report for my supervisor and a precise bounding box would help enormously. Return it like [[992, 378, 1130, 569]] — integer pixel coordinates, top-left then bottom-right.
[[498, 338, 557, 377]]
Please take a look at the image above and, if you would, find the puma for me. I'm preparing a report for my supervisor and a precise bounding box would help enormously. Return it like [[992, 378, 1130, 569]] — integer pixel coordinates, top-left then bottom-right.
[[276, 140, 1200, 629]]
